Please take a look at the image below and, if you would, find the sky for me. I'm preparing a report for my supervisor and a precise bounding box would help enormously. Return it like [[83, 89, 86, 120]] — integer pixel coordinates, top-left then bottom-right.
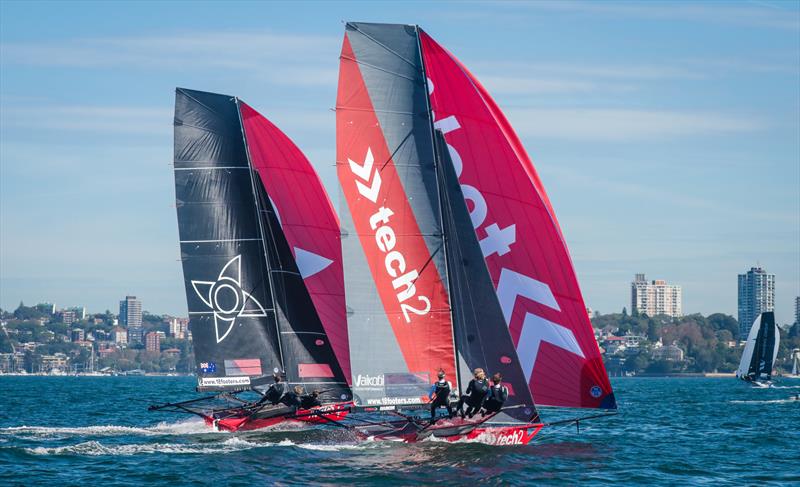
[[0, 1, 798, 323]]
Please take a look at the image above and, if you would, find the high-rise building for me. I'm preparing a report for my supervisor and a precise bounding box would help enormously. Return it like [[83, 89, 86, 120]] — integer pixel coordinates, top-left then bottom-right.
[[119, 295, 143, 345], [737, 266, 775, 339], [119, 296, 142, 327], [631, 274, 682, 318], [145, 331, 161, 352], [794, 296, 799, 326]]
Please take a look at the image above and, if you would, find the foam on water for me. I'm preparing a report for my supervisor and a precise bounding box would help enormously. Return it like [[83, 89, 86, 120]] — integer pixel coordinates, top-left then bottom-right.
[[24, 437, 262, 457], [728, 399, 800, 404], [1, 419, 217, 439]]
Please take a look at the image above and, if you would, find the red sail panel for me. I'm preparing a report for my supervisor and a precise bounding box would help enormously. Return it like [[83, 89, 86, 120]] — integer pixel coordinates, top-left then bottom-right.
[[240, 102, 351, 382], [420, 31, 615, 409], [337, 33, 456, 382]]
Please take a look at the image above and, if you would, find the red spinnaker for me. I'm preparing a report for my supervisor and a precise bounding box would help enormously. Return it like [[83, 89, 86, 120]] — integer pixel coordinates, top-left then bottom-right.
[[240, 102, 351, 382], [420, 31, 615, 409]]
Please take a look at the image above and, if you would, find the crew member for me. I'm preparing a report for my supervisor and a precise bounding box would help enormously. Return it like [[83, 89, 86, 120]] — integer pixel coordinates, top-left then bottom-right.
[[295, 386, 322, 409], [428, 369, 453, 424], [258, 371, 290, 406], [455, 368, 490, 419], [481, 373, 508, 416]]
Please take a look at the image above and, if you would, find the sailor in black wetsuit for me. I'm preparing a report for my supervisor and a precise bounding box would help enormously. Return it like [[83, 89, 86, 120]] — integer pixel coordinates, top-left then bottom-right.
[[455, 368, 490, 419], [259, 372, 291, 406], [481, 373, 508, 416], [302, 390, 322, 409], [294, 386, 322, 409], [428, 369, 453, 424]]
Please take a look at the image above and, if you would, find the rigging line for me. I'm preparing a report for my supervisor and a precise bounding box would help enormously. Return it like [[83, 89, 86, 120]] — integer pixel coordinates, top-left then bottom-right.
[[408, 242, 444, 290], [347, 23, 421, 71], [379, 129, 414, 172], [338, 55, 419, 83]]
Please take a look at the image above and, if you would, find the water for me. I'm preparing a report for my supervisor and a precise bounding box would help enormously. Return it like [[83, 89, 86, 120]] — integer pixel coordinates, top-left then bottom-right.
[[1, 376, 798, 485]]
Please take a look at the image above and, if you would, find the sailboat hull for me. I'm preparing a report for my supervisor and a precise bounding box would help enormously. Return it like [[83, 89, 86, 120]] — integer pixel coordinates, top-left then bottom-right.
[[206, 402, 352, 432], [359, 415, 544, 445]]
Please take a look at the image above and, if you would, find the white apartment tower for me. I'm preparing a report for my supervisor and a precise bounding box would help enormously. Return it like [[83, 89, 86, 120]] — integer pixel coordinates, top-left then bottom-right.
[[737, 266, 775, 339], [631, 274, 682, 318]]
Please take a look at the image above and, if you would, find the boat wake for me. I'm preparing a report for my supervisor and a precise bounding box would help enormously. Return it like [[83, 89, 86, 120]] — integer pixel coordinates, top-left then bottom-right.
[[0, 419, 217, 439], [23, 437, 261, 456], [19, 435, 381, 457], [729, 399, 799, 404], [769, 385, 800, 389]]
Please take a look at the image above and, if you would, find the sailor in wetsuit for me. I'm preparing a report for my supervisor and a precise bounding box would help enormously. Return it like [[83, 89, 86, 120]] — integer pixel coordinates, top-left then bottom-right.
[[429, 369, 453, 424], [258, 372, 291, 406], [481, 372, 508, 416], [455, 368, 490, 419], [293, 386, 322, 409]]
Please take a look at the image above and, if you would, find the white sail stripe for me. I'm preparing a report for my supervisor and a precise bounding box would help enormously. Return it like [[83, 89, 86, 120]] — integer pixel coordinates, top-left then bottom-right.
[[188, 309, 275, 315], [517, 313, 585, 383], [181, 238, 262, 243]]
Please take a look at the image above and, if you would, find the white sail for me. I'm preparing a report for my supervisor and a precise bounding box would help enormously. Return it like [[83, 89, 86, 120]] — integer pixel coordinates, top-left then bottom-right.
[[736, 315, 761, 379], [771, 325, 780, 377]]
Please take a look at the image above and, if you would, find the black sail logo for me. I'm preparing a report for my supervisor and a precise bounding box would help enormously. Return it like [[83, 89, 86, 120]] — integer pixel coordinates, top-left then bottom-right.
[[191, 255, 267, 343]]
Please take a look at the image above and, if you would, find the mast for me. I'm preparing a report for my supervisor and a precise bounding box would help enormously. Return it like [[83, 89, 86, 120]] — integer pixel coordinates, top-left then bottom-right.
[[415, 24, 461, 392], [235, 97, 285, 373]]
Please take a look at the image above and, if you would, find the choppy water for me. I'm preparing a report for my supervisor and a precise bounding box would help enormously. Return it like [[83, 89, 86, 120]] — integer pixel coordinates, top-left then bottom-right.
[[1, 376, 798, 485]]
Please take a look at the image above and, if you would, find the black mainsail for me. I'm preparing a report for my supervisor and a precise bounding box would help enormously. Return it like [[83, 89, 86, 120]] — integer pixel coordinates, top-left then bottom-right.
[[174, 88, 282, 391], [173, 88, 349, 402], [736, 311, 780, 383]]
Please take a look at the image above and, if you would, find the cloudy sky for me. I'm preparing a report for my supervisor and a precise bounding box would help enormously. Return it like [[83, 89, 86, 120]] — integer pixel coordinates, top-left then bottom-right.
[[1, 1, 798, 323]]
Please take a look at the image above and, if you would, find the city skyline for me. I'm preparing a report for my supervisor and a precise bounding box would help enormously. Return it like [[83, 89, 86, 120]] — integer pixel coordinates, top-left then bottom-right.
[[1, 2, 798, 323]]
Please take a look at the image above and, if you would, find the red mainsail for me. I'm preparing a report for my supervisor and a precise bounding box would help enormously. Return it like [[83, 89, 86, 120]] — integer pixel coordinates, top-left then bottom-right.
[[240, 102, 351, 382], [420, 31, 615, 409]]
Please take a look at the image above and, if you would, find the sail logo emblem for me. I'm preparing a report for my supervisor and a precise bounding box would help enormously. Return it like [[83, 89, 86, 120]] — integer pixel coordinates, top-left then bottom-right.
[[347, 147, 432, 323], [191, 255, 268, 343]]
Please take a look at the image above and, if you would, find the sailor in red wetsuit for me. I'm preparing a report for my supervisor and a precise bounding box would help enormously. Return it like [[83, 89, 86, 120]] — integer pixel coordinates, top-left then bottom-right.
[[481, 373, 508, 416], [428, 369, 453, 424]]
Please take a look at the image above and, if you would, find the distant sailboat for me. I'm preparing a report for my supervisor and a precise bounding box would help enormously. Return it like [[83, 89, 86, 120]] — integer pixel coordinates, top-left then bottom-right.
[[736, 312, 780, 387], [786, 348, 800, 379]]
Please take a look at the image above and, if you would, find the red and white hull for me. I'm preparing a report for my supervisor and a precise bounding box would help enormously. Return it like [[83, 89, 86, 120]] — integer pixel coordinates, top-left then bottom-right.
[[204, 402, 352, 432]]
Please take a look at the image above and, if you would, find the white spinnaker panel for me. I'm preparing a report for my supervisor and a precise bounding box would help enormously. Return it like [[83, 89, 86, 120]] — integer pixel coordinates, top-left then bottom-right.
[[736, 315, 761, 378]]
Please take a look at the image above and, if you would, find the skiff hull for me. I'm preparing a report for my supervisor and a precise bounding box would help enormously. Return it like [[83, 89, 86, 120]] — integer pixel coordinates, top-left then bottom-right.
[[205, 402, 352, 432]]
